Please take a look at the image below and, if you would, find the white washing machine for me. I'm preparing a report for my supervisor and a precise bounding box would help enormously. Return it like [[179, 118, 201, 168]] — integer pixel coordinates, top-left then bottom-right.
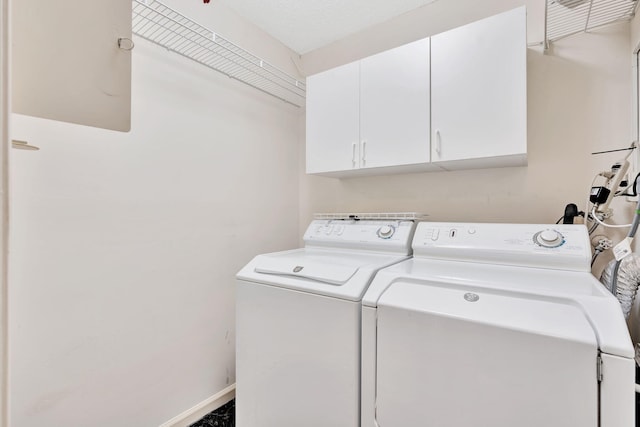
[[236, 214, 421, 427], [361, 222, 635, 427]]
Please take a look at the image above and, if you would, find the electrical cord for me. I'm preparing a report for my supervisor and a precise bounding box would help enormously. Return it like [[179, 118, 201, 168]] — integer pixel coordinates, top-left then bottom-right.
[[586, 158, 634, 231], [617, 172, 640, 197], [585, 175, 600, 218], [590, 207, 634, 228], [591, 237, 613, 266], [556, 204, 584, 224], [586, 174, 604, 235]]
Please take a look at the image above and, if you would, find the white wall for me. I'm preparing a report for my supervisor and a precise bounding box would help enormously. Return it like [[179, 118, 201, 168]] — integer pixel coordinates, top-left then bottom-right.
[[1, 0, 9, 425], [8, 4, 302, 426], [298, 0, 635, 277]]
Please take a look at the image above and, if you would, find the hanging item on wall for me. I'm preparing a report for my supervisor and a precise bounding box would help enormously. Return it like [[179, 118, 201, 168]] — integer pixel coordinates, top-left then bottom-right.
[[203, 0, 210, 3]]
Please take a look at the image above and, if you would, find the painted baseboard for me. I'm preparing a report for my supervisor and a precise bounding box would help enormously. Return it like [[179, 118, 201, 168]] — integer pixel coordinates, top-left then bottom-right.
[[159, 384, 236, 427]]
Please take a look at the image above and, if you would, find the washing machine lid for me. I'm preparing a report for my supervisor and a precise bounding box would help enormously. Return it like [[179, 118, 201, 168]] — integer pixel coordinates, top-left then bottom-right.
[[237, 247, 410, 301], [254, 257, 358, 285]]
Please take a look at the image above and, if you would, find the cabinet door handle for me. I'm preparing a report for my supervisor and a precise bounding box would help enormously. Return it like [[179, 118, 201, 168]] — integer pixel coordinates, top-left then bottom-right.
[[435, 130, 442, 158], [352, 142, 357, 168], [361, 140, 367, 166]]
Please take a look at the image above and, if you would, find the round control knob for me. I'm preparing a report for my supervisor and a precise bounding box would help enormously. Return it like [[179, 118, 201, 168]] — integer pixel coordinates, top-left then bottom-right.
[[540, 230, 560, 242], [533, 229, 564, 248], [377, 225, 395, 239]]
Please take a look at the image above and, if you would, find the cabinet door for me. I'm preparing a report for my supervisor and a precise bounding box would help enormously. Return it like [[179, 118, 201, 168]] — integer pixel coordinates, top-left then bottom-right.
[[431, 7, 526, 165], [12, 0, 132, 132], [306, 62, 360, 174], [360, 38, 430, 169]]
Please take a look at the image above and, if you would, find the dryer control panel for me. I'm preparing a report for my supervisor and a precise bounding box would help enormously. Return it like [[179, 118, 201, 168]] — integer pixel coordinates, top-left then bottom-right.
[[304, 220, 417, 254], [414, 222, 591, 272]]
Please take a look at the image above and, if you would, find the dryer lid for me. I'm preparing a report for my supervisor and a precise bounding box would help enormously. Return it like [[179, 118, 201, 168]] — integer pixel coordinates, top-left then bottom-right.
[[378, 280, 598, 347]]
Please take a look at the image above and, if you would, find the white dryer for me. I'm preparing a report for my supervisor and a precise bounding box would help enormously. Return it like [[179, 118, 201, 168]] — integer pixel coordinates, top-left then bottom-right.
[[361, 222, 635, 427], [236, 214, 420, 427]]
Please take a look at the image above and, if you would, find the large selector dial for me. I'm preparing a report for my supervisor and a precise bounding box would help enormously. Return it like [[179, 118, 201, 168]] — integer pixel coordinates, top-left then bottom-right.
[[533, 229, 564, 248], [377, 225, 396, 239]]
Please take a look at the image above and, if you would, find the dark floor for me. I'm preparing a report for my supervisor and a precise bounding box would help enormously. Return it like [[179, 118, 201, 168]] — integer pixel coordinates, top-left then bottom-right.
[[189, 399, 235, 427], [188, 391, 640, 426]]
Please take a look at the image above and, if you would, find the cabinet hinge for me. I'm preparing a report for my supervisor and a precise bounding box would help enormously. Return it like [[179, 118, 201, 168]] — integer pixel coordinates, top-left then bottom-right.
[[597, 354, 603, 383]]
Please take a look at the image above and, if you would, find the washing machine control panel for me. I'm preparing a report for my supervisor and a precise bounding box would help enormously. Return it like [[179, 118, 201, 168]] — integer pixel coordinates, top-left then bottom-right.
[[413, 222, 591, 271], [304, 220, 416, 254]]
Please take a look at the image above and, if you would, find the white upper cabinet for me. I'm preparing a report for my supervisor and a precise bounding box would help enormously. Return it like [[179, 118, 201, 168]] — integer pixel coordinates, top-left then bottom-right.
[[430, 7, 527, 168], [12, 0, 132, 132], [360, 38, 431, 170], [305, 7, 527, 178], [306, 38, 433, 176], [306, 62, 360, 174]]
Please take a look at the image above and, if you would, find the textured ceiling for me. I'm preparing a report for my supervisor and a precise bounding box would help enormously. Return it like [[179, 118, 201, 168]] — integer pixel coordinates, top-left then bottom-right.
[[218, 0, 440, 54]]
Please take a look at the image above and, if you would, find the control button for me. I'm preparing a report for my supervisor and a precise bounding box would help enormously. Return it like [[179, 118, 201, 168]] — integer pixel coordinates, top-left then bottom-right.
[[468, 228, 476, 234], [377, 225, 395, 239], [533, 229, 564, 248], [325, 225, 334, 235], [540, 230, 559, 242], [334, 225, 345, 235], [431, 229, 440, 241]]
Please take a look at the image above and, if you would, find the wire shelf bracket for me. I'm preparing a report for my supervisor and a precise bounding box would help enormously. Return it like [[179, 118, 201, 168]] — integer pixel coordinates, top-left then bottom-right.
[[132, 0, 306, 107], [545, 0, 640, 49]]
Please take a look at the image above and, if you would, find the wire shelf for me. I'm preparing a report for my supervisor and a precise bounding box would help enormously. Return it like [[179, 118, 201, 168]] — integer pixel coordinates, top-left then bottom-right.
[[314, 213, 429, 221], [132, 0, 306, 107], [545, 0, 639, 46]]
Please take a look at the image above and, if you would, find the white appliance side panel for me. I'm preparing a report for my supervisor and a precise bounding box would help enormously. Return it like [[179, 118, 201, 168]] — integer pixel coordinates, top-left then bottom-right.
[[361, 307, 377, 427], [236, 280, 360, 427], [375, 283, 598, 427], [599, 353, 635, 427]]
